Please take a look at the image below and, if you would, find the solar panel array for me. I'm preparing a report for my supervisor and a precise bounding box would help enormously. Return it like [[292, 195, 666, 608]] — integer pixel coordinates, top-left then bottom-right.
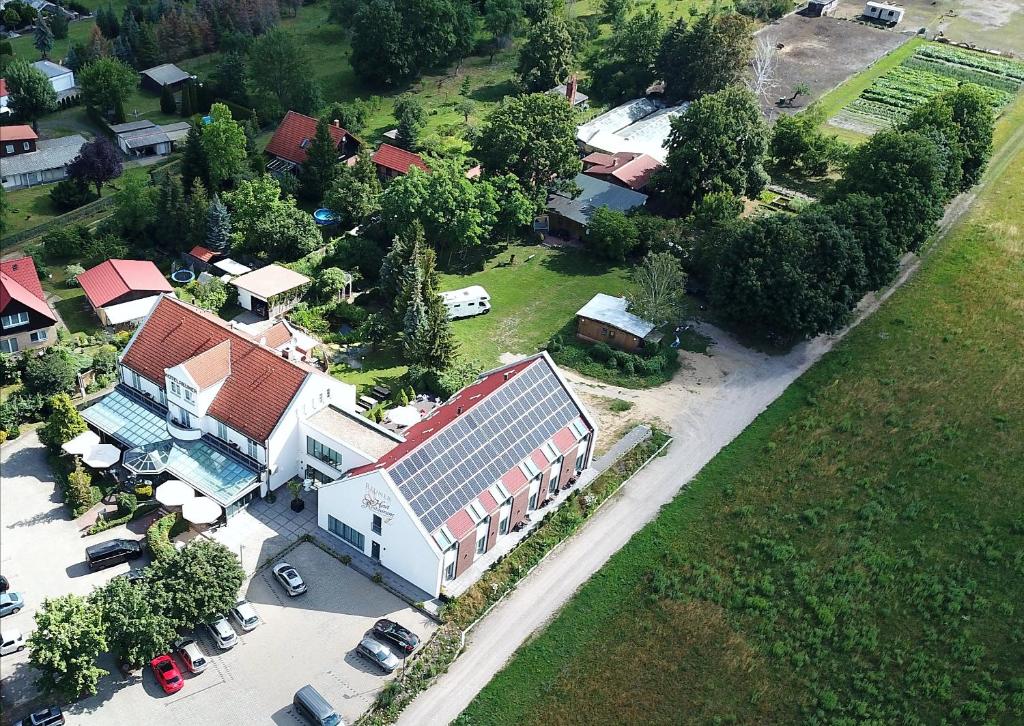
[[390, 360, 582, 532]]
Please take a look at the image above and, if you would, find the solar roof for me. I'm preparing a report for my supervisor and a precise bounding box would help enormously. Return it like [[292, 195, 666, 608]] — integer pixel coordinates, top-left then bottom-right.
[[389, 359, 582, 532]]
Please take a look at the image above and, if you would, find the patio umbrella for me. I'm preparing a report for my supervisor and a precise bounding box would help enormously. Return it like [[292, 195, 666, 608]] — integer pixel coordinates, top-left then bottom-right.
[[155, 480, 195, 507], [386, 405, 421, 428], [62, 430, 100, 457], [123, 441, 173, 475], [182, 496, 221, 525], [82, 444, 121, 469]]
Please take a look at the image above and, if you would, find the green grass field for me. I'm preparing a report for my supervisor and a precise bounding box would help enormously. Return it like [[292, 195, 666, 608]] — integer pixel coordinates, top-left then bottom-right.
[[457, 101, 1024, 725]]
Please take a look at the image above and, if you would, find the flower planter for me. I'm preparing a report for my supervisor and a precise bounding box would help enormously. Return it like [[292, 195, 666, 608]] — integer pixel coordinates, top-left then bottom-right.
[[290, 498, 305, 513]]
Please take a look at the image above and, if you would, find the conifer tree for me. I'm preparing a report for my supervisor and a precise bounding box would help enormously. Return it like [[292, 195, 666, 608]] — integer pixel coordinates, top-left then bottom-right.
[[159, 84, 176, 114], [34, 15, 54, 59], [205, 194, 232, 253], [299, 118, 340, 203], [180, 123, 209, 191], [154, 173, 186, 248]]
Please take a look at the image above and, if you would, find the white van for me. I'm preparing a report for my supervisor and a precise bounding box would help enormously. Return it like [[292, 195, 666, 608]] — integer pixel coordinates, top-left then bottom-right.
[[440, 285, 491, 320], [1, 629, 25, 656]]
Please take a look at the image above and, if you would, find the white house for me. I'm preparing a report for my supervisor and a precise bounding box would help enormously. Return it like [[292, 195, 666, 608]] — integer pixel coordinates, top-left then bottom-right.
[[0, 134, 86, 190], [231, 264, 311, 320], [31, 60, 78, 103]]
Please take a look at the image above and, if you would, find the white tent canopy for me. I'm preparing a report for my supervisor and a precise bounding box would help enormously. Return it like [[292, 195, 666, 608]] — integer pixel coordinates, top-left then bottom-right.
[[101, 295, 162, 326], [386, 405, 421, 428], [82, 443, 121, 469], [62, 430, 100, 456], [155, 479, 195, 507], [182, 496, 222, 524]]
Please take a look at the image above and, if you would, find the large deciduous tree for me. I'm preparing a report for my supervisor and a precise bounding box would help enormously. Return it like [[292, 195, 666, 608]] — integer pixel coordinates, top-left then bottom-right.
[[200, 103, 248, 190], [472, 93, 581, 194], [485, 0, 522, 48], [90, 577, 176, 668], [588, 6, 663, 101], [69, 137, 123, 196], [627, 251, 687, 324], [657, 13, 753, 102], [29, 595, 107, 700], [324, 149, 382, 227], [147, 539, 245, 629], [22, 347, 79, 395], [249, 29, 322, 119], [516, 14, 576, 92], [4, 60, 57, 131], [79, 57, 138, 122], [657, 85, 769, 214], [224, 175, 321, 259], [586, 207, 639, 261]]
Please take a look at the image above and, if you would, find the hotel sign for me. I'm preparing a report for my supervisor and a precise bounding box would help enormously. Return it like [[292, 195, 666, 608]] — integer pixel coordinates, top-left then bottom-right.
[[361, 484, 395, 524]]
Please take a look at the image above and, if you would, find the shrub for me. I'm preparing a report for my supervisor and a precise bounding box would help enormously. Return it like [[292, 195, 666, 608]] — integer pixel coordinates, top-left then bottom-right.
[[64, 264, 86, 285], [42, 225, 89, 261], [147, 514, 178, 562], [39, 393, 87, 451], [591, 342, 614, 363], [65, 461, 94, 514], [92, 345, 118, 375], [116, 493, 138, 515], [609, 398, 633, 412], [49, 178, 98, 212]]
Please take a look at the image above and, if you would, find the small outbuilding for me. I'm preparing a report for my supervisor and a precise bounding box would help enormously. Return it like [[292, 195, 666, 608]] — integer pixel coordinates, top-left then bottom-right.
[[575, 293, 663, 353], [371, 143, 430, 181], [77, 259, 173, 327], [863, 0, 904, 23], [230, 264, 311, 320], [139, 63, 192, 93], [806, 0, 839, 15]]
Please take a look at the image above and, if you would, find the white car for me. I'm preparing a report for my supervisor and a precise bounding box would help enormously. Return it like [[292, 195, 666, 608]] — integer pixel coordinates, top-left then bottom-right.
[[1, 629, 25, 656], [173, 636, 208, 673], [272, 562, 307, 596], [205, 616, 238, 649], [230, 600, 260, 632]]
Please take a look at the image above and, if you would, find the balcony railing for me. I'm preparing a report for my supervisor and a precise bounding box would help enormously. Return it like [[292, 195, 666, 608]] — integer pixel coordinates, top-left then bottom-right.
[[166, 412, 202, 441]]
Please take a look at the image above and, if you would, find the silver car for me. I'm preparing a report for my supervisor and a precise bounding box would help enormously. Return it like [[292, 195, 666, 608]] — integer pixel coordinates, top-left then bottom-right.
[[205, 616, 238, 649], [173, 636, 208, 673], [356, 637, 400, 673], [230, 600, 260, 631], [272, 562, 307, 596]]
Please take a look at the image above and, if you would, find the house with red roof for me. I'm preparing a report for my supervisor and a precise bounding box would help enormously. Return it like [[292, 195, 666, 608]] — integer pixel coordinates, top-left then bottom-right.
[[371, 143, 430, 182], [1, 257, 58, 354], [264, 111, 360, 176], [1, 125, 38, 157], [582, 150, 663, 192], [77, 259, 174, 327]]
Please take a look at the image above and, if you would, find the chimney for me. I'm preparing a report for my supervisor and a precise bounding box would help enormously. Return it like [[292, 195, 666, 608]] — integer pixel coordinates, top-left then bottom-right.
[[332, 119, 341, 128], [566, 75, 577, 108], [503, 372, 510, 381], [259, 336, 267, 346], [457, 406, 463, 415]]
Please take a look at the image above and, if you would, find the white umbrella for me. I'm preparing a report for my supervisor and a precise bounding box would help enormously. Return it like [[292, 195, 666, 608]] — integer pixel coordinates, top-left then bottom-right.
[[82, 444, 121, 469], [386, 405, 421, 428], [62, 430, 100, 457], [155, 480, 195, 507], [182, 496, 222, 525]]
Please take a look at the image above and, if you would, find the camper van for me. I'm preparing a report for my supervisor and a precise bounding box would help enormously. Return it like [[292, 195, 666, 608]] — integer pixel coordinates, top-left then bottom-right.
[[440, 286, 491, 320]]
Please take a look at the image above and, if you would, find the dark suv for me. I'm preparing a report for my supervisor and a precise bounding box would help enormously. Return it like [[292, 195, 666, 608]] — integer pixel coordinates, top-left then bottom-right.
[[371, 619, 420, 653], [85, 539, 144, 571]]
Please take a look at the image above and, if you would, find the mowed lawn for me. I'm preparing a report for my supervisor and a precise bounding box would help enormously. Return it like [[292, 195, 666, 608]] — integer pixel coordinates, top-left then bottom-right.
[[457, 104, 1024, 724]]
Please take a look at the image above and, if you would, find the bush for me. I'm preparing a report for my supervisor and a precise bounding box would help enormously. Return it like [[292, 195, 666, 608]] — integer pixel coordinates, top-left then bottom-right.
[[64, 264, 86, 285], [43, 225, 90, 261], [49, 178, 98, 212], [116, 493, 138, 515], [65, 461, 94, 514], [92, 345, 118, 375], [147, 514, 178, 562], [0, 391, 48, 433], [736, 0, 791, 20]]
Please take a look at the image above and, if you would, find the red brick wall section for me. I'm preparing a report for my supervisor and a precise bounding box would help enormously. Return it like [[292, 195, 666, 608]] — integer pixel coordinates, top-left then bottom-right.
[[454, 529, 478, 578], [560, 443, 580, 483], [511, 487, 530, 528], [486, 513, 500, 551]]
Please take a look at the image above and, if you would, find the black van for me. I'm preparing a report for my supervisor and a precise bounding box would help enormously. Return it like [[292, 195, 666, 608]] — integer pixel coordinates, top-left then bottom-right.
[[85, 539, 144, 571], [293, 685, 343, 726]]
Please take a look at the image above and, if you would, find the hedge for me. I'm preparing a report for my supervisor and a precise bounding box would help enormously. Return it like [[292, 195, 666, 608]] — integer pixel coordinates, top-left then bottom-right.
[[146, 513, 178, 561], [86, 500, 160, 536]]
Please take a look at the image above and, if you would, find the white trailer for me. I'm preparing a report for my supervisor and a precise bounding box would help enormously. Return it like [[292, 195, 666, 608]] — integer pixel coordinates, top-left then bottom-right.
[[863, 1, 904, 23], [440, 285, 491, 320]]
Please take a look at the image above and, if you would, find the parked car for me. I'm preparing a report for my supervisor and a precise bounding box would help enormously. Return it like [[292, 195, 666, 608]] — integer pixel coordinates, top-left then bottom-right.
[[356, 637, 400, 673], [13, 706, 64, 726], [173, 637, 208, 674], [272, 562, 307, 596], [0, 574, 9, 592], [150, 654, 184, 694], [85, 539, 143, 571], [1, 629, 26, 656], [293, 684, 343, 726], [371, 619, 419, 654], [0, 591, 24, 617], [230, 600, 260, 631], [205, 615, 238, 649]]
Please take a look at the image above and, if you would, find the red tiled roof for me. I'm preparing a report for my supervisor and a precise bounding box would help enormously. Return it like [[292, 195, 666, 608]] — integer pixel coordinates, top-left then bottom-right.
[[582, 151, 662, 191], [445, 510, 475, 540], [530, 450, 549, 471], [77, 260, 173, 309], [501, 467, 528, 493], [0, 79, 7, 98], [188, 245, 217, 263], [0, 257, 56, 322], [552, 426, 577, 455], [477, 489, 498, 513], [180, 340, 231, 390], [265, 111, 349, 166], [121, 296, 312, 442], [371, 143, 429, 175], [0, 125, 37, 142], [262, 322, 292, 349]]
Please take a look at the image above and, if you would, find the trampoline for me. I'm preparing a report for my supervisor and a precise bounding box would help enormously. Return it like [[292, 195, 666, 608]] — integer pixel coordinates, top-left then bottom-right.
[[171, 269, 196, 284]]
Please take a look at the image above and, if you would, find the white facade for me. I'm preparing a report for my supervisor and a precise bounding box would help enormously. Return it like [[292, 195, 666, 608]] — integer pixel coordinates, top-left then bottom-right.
[[863, 1, 904, 22]]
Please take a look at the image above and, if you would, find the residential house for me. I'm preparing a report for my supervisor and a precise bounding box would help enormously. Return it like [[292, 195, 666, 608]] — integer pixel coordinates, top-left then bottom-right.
[[265, 111, 360, 176], [1, 125, 37, 157], [575, 293, 663, 353], [77, 259, 174, 327], [0, 134, 87, 190], [139, 63, 192, 93], [31, 60, 79, 105], [110, 120, 190, 157], [371, 143, 429, 182], [582, 151, 663, 192], [316, 351, 597, 597], [230, 264, 310, 320], [543, 173, 648, 239], [81, 295, 356, 517], [1, 256, 58, 355], [576, 97, 689, 163]]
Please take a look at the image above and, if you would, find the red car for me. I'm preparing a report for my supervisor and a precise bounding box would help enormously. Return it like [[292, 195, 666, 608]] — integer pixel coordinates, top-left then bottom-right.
[[150, 654, 184, 694]]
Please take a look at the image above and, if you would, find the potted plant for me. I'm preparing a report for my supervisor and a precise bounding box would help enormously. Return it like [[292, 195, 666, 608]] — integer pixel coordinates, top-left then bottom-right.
[[287, 480, 305, 512]]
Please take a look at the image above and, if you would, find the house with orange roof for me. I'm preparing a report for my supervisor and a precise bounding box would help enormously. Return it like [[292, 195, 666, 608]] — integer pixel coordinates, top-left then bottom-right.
[[1, 257, 59, 354]]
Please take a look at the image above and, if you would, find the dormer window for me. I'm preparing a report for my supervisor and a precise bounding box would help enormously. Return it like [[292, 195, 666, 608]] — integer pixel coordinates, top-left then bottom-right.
[[299, 138, 310, 149]]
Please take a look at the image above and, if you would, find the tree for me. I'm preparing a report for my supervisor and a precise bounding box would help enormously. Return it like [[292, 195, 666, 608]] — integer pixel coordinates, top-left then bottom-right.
[[600, 0, 632, 25], [22, 347, 79, 395], [770, 105, 846, 176], [69, 137, 123, 196], [736, 0, 790, 20], [586, 207, 639, 260], [324, 149, 383, 227], [824, 192, 899, 291], [588, 6, 662, 101], [154, 173, 187, 249], [224, 176, 321, 259], [33, 14, 54, 59], [200, 103, 247, 190], [211, 51, 250, 106], [299, 118, 340, 203], [113, 171, 155, 238], [0, 188, 8, 238], [320, 99, 368, 133], [394, 95, 425, 151], [249, 29, 321, 119], [473, 93, 581, 194], [147, 539, 245, 629], [416, 293, 458, 370], [39, 393, 87, 451], [380, 221, 424, 301], [50, 9, 69, 40], [184, 277, 229, 312], [185, 179, 211, 249], [747, 33, 778, 107], [180, 122, 210, 191], [5, 60, 58, 131], [657, 13, 753, 102], [485, 0, 522, 47], [658, 85, 769, 214], [90, 578, 175, 668], [627, 250, 686, 325], [159, 84, 176, 114], [456, 97, 474, 123], [206, 194, 232, 253], [29, 595, 107, 700], [316, 267, 350, 302], [941, 84, 995, 188], [517, 14, 575, 92], [491, 173, 536, 239], [78, 57, 138, 119]]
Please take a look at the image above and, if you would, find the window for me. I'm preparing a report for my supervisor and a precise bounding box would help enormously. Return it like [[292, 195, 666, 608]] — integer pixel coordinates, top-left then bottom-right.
[[169, 379, 181, 396], [130, 371, 142, 389], [475, 533, 487, 555], [499, 512, 510, 535], [306, 437, 342, 467], [22, 142, 30, 151], [520, 457, 541, 479], [549, 459, 563, 493], [569, 419, 588, 440], [305, 465, 333, 487], [575, 447, 587, 473], [467, 499, 487, 524], [1, 312, 29, 328], [158, 388, 166, 406], [216, 421, 228, 440], [445, 560, 457, 581], [246, 438, 259, 458], [328, 516, 365, 551], [371, 514, 382, 535], [542, 442, 559, 463], [528, 492, 538, 511], [184, 387, 195, 402], [30, 329, 48, 343], [4, 144, 13, 154], [0, 338, 17, 354]]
